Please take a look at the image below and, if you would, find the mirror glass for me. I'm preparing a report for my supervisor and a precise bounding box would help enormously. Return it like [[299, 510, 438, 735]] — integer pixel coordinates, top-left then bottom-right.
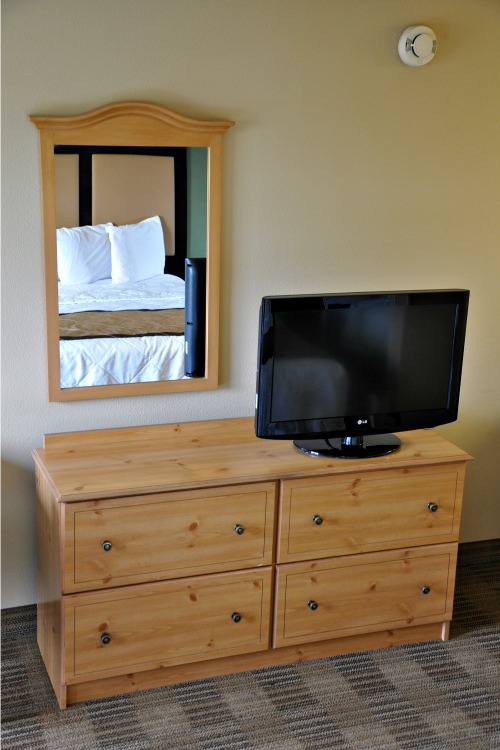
[[30, 103, 234, 401]]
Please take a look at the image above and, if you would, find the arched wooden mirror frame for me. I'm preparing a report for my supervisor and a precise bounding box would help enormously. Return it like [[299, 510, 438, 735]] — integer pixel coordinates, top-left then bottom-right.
[[30, 102, 234, 401]]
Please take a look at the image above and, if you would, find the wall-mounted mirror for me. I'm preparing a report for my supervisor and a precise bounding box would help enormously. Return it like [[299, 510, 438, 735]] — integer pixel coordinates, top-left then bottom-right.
[[30, 102, 234, 401]]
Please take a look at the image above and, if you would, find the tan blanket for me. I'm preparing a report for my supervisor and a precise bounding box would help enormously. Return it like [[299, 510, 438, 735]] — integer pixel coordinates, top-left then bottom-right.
[[59, 308, 184, 339]]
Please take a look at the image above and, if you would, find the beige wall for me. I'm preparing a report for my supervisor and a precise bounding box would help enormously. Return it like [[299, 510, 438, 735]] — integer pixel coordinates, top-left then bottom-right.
[[2, 0, 499, 609]]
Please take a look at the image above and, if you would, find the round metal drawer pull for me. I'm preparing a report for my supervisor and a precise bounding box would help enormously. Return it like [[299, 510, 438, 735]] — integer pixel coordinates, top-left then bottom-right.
[[427, 503, 438, 512], [421, 586, 431, 595], [101, 540, 112, 552], [308, 600, 319, 611], [231, 612, 242, 623], [234, 524, 245, 535], [100, 632, 111, 645], [312, 515, 323, 525]]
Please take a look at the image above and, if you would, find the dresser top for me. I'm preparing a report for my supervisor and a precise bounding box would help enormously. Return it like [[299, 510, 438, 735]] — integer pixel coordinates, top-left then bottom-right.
[[32, 417, 472, 502]]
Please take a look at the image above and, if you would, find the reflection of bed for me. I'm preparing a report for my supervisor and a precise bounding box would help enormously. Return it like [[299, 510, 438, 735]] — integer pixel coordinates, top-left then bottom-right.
[[59, 274, 185, 387], [54, 144, 199, 388]]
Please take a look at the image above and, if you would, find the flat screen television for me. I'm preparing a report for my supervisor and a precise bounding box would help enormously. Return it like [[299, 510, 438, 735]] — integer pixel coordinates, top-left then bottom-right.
[[255, 289, 469, 458]]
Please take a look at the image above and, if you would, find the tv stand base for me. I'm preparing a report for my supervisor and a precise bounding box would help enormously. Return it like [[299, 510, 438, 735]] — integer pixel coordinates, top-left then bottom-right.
[[294, 433, 401, 458]]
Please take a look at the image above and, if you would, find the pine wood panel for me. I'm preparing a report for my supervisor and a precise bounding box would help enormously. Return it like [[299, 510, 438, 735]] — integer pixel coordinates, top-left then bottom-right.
[[30, 102, 235, 143], [42, 416, 254, 449], [274, 544, 457, 648], [278, 464, 465, 562], [33, 421, 472, 503], [64, 568, 272, 683], [65, 621, 447, 706], [35, 468, 66, 708], [63, 483, 276, 592]]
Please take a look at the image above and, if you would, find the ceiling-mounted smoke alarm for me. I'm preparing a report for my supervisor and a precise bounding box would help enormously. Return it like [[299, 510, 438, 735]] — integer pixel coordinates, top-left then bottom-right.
[[398, 25, 437, 66]]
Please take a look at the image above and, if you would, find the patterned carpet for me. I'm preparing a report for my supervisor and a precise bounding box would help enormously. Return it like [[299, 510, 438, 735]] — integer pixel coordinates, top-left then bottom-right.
[[2, 540, 499, 750]]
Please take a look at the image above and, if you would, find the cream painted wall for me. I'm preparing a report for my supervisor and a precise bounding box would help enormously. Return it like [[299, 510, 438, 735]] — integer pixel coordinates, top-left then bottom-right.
[[2, 0, 499, 609]]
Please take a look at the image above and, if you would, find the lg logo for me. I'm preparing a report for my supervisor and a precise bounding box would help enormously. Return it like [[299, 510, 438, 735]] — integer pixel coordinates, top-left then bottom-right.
[[357, 419, 368, 425]]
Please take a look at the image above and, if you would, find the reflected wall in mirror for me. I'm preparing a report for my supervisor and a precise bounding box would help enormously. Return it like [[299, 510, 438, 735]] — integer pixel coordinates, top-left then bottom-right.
[[30, 102, 234, 401]]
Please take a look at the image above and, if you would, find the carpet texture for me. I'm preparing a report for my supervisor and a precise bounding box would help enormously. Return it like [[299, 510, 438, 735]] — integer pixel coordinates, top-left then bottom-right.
[[2, 540, 499, 750]]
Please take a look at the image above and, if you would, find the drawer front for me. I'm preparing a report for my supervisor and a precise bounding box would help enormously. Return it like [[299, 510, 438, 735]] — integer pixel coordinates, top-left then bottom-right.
[[274, 545, 456, 647], [64, 483, 276, 592], [64, 568, 272, 682], [279, 466, 464, 562]]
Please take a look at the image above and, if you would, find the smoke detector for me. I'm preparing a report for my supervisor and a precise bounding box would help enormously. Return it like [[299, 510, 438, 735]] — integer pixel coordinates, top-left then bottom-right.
[[398, 25, 437, 66]]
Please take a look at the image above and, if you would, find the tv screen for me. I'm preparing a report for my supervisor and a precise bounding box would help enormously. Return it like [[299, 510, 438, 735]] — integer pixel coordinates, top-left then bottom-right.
[[255, 290, 469, 458]]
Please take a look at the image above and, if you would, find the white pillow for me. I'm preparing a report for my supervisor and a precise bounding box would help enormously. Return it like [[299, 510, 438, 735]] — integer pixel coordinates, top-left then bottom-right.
[[107, 216, 166, 284], [57, 223, 112, 285]]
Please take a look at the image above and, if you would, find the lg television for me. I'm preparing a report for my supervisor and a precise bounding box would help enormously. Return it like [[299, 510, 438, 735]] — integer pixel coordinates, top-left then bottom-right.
[[255, 289, 469, 458]]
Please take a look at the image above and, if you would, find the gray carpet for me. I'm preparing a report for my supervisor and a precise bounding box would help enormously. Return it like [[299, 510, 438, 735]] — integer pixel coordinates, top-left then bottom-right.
[[2, 540, 499, 750]]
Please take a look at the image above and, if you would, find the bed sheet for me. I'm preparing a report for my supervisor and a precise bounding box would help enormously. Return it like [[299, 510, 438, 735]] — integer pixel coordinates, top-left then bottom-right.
[[58, 273, 185, 314], [60, 334, 185, 387], [58, 273, 186, 387]]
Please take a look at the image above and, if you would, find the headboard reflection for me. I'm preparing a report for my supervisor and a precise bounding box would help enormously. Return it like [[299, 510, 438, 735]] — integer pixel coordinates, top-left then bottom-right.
[[30, 102, 234, 401], [54, 146, 187, 276]]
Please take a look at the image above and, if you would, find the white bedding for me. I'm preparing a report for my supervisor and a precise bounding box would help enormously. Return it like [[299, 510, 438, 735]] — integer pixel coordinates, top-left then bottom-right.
[[58, 273, 185, 314], [59, 274, 186, 388]]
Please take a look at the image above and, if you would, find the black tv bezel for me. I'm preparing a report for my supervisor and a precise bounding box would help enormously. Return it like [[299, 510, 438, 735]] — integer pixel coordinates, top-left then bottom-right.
[[255, 289, 469, 443]]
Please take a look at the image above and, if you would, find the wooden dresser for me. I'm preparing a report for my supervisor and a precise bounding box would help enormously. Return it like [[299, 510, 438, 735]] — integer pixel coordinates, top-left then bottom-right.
[[33, 417, 472, 708]]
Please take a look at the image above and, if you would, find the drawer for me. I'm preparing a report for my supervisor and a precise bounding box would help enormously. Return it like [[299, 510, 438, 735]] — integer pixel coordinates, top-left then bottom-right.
[[274, 545, 457, 647], [278, 465, 464, 563], [63, 483, 276, 592], [64, 567, 272, 682]]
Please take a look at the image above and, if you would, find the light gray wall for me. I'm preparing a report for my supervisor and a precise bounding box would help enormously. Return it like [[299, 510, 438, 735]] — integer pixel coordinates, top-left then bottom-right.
[[2, 0, 499, 608]]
